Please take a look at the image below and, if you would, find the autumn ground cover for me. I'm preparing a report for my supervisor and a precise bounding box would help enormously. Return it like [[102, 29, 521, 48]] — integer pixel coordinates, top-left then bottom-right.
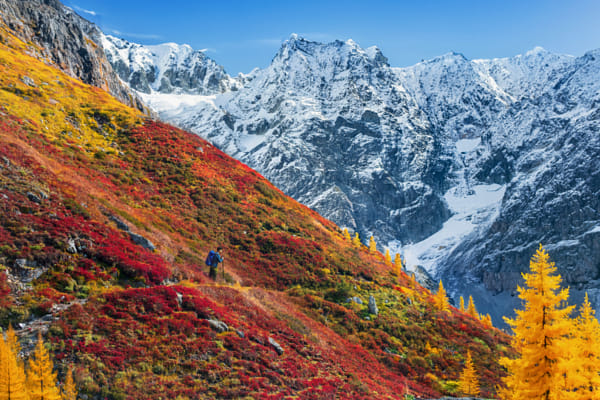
[[0, 24, 512, 399]]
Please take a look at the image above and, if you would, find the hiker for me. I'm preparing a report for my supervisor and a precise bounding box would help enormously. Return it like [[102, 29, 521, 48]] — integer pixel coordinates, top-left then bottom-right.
[[206, 247, 224, 280]]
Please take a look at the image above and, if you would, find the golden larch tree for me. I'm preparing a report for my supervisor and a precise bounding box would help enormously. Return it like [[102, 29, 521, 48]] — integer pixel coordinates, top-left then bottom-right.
[[384, 249, 392, 265], [342, 228, 351, 242], [499, 245, 574, 400], [0, 328, 29, 400], [368, 236, 377, 253], [559, 292, 600, 399], [394, 253, 403, 271], [352, 232, 361, 248], [481, 313, 493, 328], [467, 295, 478, 319], [61, 369, 77, 400], [5, 325, 24, 370], [433, 280, 449, 313], [459, 296, 465, 312], [394, 254, 404, 285], [26, 332, 61, 400], [458, 350, 479, 397]]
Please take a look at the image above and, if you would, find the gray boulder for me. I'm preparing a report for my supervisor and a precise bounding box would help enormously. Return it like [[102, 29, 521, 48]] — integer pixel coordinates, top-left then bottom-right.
[[345, 296, 363, 305], [268, 337, 284, 355], [109, 214, 130, 231], [129, 232, 155, 251], [207, 319, 228, 333], [21, 75, 36, 87], [27, 192, 42, 204], [66, 238, 77, 254], [368, 295, 378, 315]]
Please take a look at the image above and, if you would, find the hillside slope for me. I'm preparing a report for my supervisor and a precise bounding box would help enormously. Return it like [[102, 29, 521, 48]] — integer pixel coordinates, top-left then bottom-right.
[[0, 23, 511, 399]]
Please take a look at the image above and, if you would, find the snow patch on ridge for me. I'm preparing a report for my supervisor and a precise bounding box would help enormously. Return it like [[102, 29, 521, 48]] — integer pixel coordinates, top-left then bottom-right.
[[139, 92, 217, 111], [455, 138, 481, 153]]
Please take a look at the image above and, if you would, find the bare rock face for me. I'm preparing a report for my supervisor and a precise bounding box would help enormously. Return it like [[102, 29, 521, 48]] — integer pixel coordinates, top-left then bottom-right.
[[0, 0, 146, 111]]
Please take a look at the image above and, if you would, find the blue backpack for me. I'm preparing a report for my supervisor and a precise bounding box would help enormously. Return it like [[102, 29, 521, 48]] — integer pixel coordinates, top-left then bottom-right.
[[205, 250, 217, 266]]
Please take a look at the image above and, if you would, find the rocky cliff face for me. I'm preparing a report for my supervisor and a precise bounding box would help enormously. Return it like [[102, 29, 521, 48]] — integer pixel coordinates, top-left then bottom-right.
[[439, 49, 600, 323], [0, 0, 144, 110], [104, 33, 600, 325]]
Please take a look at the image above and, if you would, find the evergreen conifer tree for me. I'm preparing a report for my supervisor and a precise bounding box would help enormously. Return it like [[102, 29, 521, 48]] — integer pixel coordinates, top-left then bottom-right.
[[343, 228, 351, 242], [394, 253, 403, 270], [499, 245, 574, 400], [26, 332, 61, 400], [559, 292, 600, 399], [481, 314, 493, 327], [458, 350, 479, 397], [5, 325, 23, 370]]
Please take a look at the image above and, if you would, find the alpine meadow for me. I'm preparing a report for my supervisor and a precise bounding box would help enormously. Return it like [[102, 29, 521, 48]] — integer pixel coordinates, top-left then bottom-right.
[[1, 0, 600, 399]]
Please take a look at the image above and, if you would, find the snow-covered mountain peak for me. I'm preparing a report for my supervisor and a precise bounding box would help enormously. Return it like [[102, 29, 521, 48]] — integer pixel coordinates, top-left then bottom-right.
[[524, 45, 548, 56], [582, 48, 600, 60], [274, 35, 389, 71], [429, 51, 468, 64], [148, 41, 194, 56], [101, 33, 242, 95]]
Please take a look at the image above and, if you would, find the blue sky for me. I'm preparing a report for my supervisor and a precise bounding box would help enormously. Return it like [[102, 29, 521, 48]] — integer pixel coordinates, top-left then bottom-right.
[[66, 0, 600, 75]]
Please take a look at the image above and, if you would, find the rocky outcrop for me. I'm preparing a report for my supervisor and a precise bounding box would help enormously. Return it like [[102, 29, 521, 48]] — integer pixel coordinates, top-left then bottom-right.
[[346, 296, 363, 305], [106, 213, 156, 251], [207, 319, 228, 333], [0, 0, 146, 111], [268, 337, 284, 355]]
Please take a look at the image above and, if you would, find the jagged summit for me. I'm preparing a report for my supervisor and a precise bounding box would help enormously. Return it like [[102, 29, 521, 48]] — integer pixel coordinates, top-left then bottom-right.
[[275, 34, 389, 68], [582, 47, 600, 60], [424, 51, 469, 64], [101, 34, 242, 95]]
